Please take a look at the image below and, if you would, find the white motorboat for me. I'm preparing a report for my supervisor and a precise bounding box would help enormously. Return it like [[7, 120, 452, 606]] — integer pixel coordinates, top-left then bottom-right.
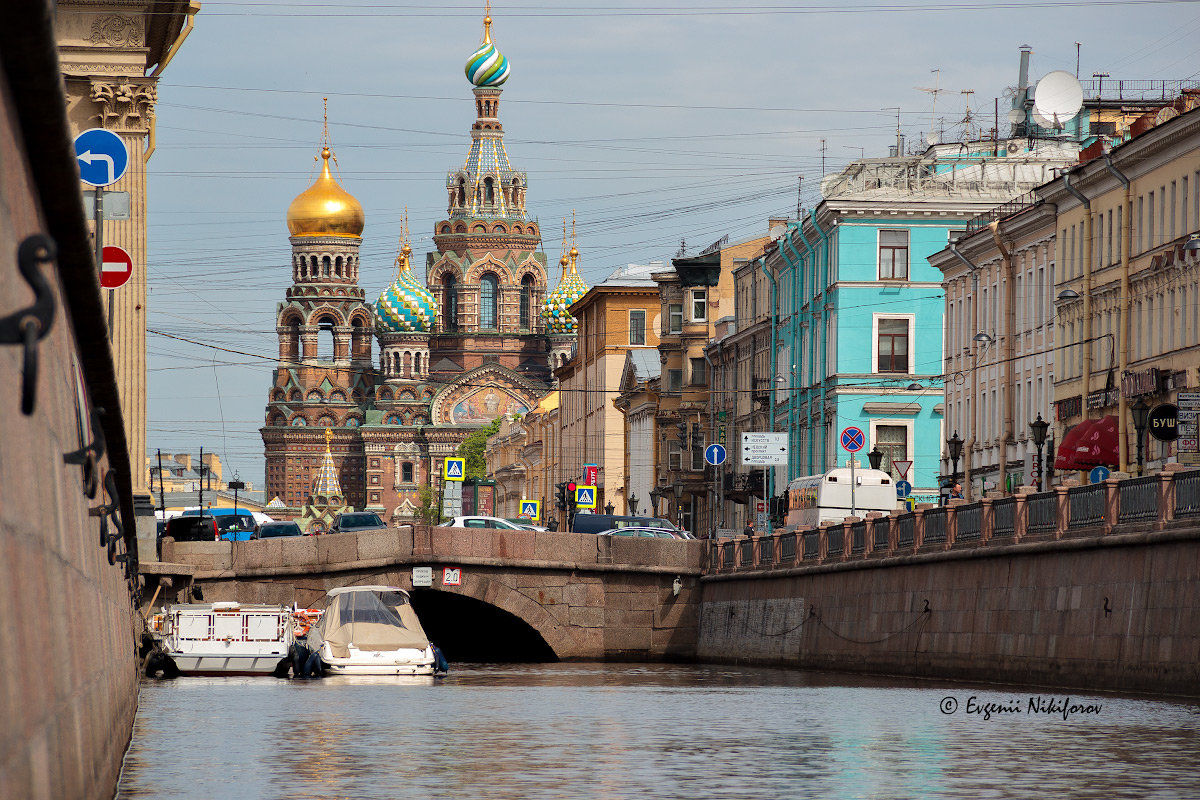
[[307, 586, 441, 676], [146, 602, 294, 677]]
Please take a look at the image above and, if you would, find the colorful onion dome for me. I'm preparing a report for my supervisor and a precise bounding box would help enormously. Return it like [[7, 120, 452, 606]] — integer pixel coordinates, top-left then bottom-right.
[[375, 243, 439, 333], [543, 219, 588, 333], [464, 14, 510, 87], [286, 146, 365, 238]]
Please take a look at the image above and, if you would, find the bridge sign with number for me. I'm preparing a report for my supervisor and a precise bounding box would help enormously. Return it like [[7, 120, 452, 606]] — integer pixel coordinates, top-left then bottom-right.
[[840, 426, 865, 453]]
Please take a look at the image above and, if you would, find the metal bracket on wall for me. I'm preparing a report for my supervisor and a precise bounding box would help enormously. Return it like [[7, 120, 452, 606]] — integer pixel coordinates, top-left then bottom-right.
[[0, 235, 57, 415], [64, 407, 107, 499]]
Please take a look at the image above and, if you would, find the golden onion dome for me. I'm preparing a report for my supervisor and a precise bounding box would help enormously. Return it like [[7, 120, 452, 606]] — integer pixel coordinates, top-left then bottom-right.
[[286, 147, 365, 238]]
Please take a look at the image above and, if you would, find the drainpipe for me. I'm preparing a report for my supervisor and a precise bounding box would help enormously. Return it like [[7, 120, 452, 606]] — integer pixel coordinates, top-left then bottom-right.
[[1103, 153, 1131, 472], [948, 240, 981, 499], [1062, 170, 1093, 456], [763, 253, 779, 534], [781, 229, 805, 477], [988, 221, 1015, 489], [145, 1, 200, 161]]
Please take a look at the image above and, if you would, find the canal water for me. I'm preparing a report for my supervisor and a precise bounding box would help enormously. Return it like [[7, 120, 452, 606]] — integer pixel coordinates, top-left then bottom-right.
[[117, 663, 1200, 799]]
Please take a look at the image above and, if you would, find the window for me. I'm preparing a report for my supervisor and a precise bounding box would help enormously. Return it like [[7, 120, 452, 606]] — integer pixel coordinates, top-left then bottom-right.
[[878, 230, 909, 280], [629, 309, 646, 345], [519, 275, 534, 330], [877, 318, 910, 373], [668, 303, 683, 334], [876, 425, 907, 476], [402, 462, 414, 483], [691, 439, 705, 471], [690, 357, 707, 386], [668, 440, 682, 471], [691, 289, 707, 322], [667, 369, 683, 391], [442, 275, 458, 331], [479, 274, 499, 330]]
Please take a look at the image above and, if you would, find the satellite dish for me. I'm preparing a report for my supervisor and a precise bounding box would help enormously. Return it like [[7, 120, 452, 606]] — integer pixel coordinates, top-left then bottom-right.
[[1031, 107, 1057, 128], [1007, 108, 1026, 124], [1033, 70, 1083, 127]]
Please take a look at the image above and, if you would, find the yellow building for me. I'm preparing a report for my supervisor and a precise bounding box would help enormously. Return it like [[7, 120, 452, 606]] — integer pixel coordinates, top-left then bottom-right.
[[1046, 100, 1200, 473], [557, 263, 663, 513]]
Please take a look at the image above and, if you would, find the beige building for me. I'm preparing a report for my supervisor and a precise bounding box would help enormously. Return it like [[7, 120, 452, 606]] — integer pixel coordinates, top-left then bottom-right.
[[57, 1, 200, 499], [1046, 99, 1200, 474], [556, 263, 662, 513], [488, 416, 528, 518]]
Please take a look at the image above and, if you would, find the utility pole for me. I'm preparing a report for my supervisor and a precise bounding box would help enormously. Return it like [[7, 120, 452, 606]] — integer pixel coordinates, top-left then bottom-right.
[[156, 449, 166, 518]]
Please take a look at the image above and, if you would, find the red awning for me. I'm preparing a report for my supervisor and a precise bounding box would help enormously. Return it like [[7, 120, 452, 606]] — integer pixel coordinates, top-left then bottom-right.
[[1054, 418, 1096, 471], [1073, 415, 1119, 468]]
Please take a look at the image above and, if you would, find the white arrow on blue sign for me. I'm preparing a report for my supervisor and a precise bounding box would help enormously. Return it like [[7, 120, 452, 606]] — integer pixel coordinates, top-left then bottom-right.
[[1089, 466, 1110, 484], [74, 128, 129, 188], [704, 444, 727, 466], [895, 480, 912, 499]]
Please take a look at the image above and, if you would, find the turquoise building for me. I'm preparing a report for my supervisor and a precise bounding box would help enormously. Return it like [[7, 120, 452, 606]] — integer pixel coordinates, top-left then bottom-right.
[[766, 139, 1079, 502]]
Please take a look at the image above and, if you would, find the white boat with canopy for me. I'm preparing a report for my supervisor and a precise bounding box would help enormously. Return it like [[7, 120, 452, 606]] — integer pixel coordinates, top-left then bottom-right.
[[308, 586, 439, 676]]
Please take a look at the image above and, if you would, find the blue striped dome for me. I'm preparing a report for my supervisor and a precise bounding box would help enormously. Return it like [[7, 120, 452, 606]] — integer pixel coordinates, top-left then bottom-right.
[[543, 254, 588, 334], [375, 251, 438, 333], [465, 41, 510, 87]]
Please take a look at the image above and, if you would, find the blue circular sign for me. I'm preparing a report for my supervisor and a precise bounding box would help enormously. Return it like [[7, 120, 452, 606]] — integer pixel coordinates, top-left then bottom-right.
[[74, 128, 129, 187], [840, 426, 865, 453], [895, 480, 912, 499], [704, 444, 727, 466], [1089, 465, 1110, 484]]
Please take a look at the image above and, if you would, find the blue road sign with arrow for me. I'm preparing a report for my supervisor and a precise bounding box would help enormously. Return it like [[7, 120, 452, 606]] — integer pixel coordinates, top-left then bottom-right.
[[1089, 466, 1110, 484], [74, 128, 129, 187], [895, 480, 912, 499], [705, 444, 727, 466]]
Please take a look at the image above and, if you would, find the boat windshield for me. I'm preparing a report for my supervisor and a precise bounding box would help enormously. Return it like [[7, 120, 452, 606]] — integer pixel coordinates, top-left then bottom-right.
[[318, 589, 429, 652]]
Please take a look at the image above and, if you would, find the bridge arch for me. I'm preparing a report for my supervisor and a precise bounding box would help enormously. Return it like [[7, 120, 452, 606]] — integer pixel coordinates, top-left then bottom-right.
[[410, 587, 558, 663]]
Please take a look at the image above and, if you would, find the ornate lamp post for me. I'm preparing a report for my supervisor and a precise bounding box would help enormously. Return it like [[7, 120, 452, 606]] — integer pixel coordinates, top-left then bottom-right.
[[649, 486, 663, 517], [628, 494, 639, 516], [604, 501, 615, 515], [867, 446, 883, 471], [947, 430, 964, 489], [672, 481, 684, 530], [1131, 397, 1150, 475], [1029, 413, 1049, 492]]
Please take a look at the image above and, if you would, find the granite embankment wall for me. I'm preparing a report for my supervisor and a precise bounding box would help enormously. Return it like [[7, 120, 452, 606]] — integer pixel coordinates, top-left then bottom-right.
[[700, 524, 1200, 695]]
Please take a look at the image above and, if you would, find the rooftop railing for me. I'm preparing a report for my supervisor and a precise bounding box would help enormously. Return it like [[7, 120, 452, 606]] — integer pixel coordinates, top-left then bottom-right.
[[706, 468, 1199, 574]]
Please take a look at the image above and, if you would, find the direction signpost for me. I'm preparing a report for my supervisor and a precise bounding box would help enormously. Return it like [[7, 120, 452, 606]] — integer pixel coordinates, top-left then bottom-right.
[[75, 128, 130, 340], [740, 432, 788, 466], [840, 426, 865, 518], [704, 443, 726, 466], [895, 480, 912, 499]]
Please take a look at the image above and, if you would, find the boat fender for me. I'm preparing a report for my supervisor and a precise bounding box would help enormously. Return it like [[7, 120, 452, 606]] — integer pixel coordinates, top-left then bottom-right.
[[272, 657, 292, 679], [143, 650, 179, 679], [304, 650, 323, 679], [289, 642, 310, 679], [432, 644, 449, 675]]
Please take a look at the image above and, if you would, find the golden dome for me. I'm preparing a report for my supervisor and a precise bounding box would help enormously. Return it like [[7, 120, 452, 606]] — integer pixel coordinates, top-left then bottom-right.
[[286, 147, 365, 238]]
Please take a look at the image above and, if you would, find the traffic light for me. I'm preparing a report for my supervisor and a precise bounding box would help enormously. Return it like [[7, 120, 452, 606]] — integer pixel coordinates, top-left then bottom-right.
[[555, 482, 568, 510], [567, 482, 577, 507]]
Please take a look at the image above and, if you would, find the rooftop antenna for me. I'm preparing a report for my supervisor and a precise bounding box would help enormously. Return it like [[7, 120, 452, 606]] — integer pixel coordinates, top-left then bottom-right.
[[881, 106, 901, 155], [960, 89, 975, 140], [820, 138, 827, 176], [796, 174, 803, 217], [1075, 42, 1081, 78], [915, 69, 945, 144]]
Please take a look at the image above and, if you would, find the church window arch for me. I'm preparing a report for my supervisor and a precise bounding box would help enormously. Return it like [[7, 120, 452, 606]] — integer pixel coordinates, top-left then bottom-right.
[[400, 389, 417, 401], [512, 224, 523, 235], [270, 414, 286, 426], [322, 255, 332, 277], [378, 387, 394, 401], [317, 415, 335, 428], [457, 177, 467, 207], [528, 223, 538, 238], [310, 255, 318, 276], [402, 351, 412, 378], [484, 177, 495, 205], [442, 274, 459, 332], [386, 414, 401, 425], [290, 415, 307, 427], [306, 390, 324, 402], [270, 388, 284, 402], [335, 255, 344, 278], [520, 274, 535, 330], [413, 352, 422, 376], [330, 390, 346, 402], [472, 223, 487, 233], [492, 223, 507, 234], [289, 389, 302, 402], [345, 417, 360, 428], [440, 223, 452, 235], [480, 273, 499, 330], [316, 313, 337, 360], [454, 222, 467, 234]]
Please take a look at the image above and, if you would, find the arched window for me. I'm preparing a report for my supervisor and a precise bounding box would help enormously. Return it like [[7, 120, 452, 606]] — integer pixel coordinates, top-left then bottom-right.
[[520, 274, 534, 330], [484, 177, 495, 204], [285, 317, 300, 360], [442, 274, 458, 332], [457, 177, 466, 207], [402, 462, 414, 483], [322, 255, 331, 277], [480, 273, 499, 330], [317, 314, 336, 360]]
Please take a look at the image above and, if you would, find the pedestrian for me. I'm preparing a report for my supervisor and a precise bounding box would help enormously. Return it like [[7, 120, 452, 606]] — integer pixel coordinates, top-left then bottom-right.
[[742, 521, 754, 537], [949, 482, 965, 500]]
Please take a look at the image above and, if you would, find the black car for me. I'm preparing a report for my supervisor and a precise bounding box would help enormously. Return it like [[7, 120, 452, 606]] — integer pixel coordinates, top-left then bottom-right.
[[330, 512, 387, 534], [251, 521, 304, 539], [158, 516, 219, 557]]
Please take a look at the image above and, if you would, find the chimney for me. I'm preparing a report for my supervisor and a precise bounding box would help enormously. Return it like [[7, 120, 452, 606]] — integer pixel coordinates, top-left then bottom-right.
[[174, 453, 191, 470]]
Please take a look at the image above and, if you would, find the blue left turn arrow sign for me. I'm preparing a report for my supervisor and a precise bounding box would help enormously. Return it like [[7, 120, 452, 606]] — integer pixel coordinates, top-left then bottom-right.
[[74, 128, 129, 187]]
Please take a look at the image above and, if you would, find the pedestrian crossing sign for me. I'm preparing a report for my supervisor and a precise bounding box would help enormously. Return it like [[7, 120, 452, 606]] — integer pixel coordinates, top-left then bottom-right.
[[575, 485, 596, 509], [443, 458, 465, 481], [520, 500, 540, 521]]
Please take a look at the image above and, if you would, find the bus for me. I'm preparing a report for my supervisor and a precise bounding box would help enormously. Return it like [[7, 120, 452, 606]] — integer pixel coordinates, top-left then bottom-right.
[[784, 468, 898, 530]]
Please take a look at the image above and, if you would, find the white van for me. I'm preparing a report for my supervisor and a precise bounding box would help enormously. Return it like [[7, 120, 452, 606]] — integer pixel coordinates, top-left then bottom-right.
[[784, 468, 898, 529]]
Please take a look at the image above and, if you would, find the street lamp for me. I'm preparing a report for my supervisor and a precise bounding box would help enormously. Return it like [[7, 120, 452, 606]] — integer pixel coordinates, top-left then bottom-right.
[[628, 494, 639, 516], [1029, 413, 1049, 492], [604, 501, 615, 515], [1131, 397, 1150, 475], [649, 486, 663, 517], [228, 479, 246, 515], [673, 481, 684, 530], [867, 446, 884, 471], [947, 430, 964, 487]]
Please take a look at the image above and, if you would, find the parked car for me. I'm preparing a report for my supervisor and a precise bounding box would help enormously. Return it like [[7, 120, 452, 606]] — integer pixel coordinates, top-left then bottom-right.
[[438, 515, 528, 530], [596, 526, 686, 539], [571, 514, 681, 535], [251, 521, 304, 539], [330, 512, 387, 534], [160, 516, 219, 556], [215, 513, 257, 541]]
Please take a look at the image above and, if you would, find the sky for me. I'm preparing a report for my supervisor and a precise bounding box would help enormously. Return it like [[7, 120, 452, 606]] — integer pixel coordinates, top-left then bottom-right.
[[144, 0, 1200, 490]]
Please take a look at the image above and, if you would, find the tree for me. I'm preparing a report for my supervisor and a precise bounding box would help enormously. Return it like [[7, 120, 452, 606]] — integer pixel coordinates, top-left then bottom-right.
[[415, 482, 442, 525], [457, 418, 502, 480]]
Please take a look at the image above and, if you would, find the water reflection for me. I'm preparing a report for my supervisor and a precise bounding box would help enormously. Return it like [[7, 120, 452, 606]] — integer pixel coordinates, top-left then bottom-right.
[[117, 664, 1200, 800]]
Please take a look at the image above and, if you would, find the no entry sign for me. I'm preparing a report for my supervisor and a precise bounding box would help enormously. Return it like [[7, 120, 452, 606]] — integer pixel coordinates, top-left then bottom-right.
[[100, 245, 133, 289]]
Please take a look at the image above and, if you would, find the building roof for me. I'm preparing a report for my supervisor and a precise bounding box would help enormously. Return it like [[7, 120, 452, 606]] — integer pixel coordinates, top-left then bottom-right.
[[596, 261, 664, 286], [627, 349, 660, 382]]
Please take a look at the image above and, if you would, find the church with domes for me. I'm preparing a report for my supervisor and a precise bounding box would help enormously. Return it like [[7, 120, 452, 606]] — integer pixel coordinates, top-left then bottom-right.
[[260, 9, 587, 528]]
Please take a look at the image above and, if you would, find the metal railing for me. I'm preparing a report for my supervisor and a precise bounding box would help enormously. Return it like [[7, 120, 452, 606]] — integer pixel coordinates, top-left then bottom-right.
[[993, 498, 1016, 537], [1026, 492, 1057, 534], [1176, 471, 1200, 518], [803, 531, 819, 560], [757, 535, 774, 567], [1119, 475, 1158, 523], [827, 526, 843, 556], [874, 519, 890, 552], [851, 521, 866, 554], [957, 504, 982, 540], [1068, 483, 1106, 528], [780, 532, 796, 562], [896, 515, 915, 548], [738, 538, 754, 567], [721, 541, 735, 570], [924, 508, 947, 545]]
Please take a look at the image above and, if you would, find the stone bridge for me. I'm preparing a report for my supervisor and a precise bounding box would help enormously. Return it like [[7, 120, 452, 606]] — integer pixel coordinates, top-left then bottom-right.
[[159, 527, 704, 663]]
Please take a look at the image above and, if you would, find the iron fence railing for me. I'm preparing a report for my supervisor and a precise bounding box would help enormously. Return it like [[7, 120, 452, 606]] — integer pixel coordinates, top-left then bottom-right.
[[738, 538, 754, 567], [780, 532, 796, 562], [1119, 475, 1158, 523], [957, 504, 982, 540], [1026, 492, 1057, 534], [851, 521, 866, 554], [721, 541, 735, 570], [874, 519, 890, 552], [827, 526, 844, 556], [924, 508, 947, 545], [757, 535, 774, 567], [1068, 483, 1106, 528], [896, 515, 915, 548], [803, 531, 819, 560], [993, 498, 1015, 536], [1175, 471, 1200, 518]]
